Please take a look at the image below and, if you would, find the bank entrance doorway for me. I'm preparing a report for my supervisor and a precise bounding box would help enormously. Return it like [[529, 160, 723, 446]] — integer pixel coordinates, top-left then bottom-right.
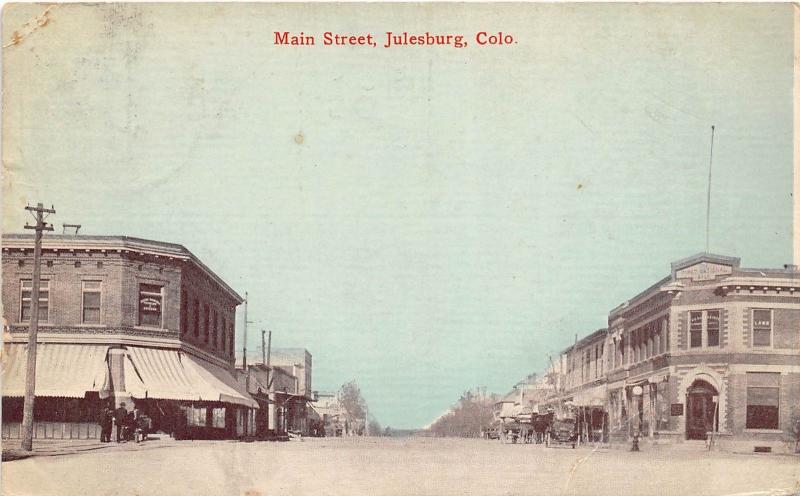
[[686, 380, 718, 440]]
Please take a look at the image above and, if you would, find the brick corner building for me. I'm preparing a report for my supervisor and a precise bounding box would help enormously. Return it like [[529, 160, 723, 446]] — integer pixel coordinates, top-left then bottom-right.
[[1, 233, 258, 441], [545, 253, 799, 453]]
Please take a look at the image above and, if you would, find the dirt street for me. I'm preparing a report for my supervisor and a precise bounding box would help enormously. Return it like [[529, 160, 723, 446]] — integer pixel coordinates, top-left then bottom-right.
[[2, 437, 798, 496]]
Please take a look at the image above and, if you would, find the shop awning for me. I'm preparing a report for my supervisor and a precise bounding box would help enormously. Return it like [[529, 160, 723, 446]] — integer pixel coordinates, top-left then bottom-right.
[[2, 343, 110, 398], [571, 384, 607, 407], [498, 402, 516, 419], [125, 347, 258, 408], [124, 347, 200, 401], [183, 354, 258, 408]]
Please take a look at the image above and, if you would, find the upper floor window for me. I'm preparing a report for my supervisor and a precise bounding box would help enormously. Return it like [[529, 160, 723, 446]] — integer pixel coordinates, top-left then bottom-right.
[[20, 279, 49, 322], [212, 310, 218, 349], [706, 310, 720, 347], [752, 309, 772, 347], [597, 345, 603, 377], [229, 323, 235, 357], [689, 311, 703, 348], [138, 283, 163, 327], [82, 281, 102, 324], [203, 304, 210, 343], [689, 310, 720, 348], [180, 290, 188, 334], [193, 300, 200, 337], [221, 317, 228, 352]]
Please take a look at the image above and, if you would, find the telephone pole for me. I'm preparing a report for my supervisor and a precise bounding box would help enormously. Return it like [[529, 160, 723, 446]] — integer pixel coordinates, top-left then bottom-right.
[[265, 330, 272, 383], [243, 292, 248, 390], [21, 202, 55, 451], [265, 330, 274, 436], [261, 330, 267, 365]]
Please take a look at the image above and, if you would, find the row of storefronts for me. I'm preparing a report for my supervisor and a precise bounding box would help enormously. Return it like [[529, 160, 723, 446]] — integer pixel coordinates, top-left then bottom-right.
[[1, 234, 314, 442], [497, 253, 800, 452]]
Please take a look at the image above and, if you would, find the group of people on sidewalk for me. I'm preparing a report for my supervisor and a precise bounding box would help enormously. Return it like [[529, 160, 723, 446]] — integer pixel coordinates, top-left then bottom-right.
[[98, 402, 150, 444]]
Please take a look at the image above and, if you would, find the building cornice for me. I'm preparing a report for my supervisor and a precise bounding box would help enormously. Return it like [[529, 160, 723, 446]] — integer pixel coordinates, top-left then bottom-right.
[[2, 233, 243, 304]]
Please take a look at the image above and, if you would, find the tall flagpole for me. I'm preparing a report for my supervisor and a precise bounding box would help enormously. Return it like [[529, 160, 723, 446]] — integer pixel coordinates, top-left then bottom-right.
[[706, 125, 715, 253]]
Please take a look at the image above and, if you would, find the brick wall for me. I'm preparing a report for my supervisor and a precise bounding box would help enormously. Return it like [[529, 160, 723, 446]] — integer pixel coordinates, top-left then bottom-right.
[[3, 247, 239, 365], [178, 263, 238, 363], [3, 250, 128, 328], [773, 309, 800, 350], [741, 307, 751, 348], [721, 308, 730, 348], [780, 372, 800, 433]]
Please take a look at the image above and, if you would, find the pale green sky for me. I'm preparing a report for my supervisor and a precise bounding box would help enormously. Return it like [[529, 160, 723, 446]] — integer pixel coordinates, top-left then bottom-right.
[[2, 3, 793, 428]]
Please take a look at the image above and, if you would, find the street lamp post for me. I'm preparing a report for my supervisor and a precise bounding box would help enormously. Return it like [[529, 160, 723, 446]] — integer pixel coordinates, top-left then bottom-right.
[[631, 385, 643, 452]]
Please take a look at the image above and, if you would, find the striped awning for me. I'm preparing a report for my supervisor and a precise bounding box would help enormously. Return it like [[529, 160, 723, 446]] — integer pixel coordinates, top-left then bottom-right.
[[124, 347, 199, 401], [2, 343, 110, 398], [124, 347, 257, 408], [183, 353, 258, 408]]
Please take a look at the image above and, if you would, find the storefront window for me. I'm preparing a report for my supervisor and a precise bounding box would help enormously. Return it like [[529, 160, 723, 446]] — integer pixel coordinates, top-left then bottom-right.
[[746, 372, 779, 429], [655, 382, 669, 431], [212, 408, 226, 428], [186, 406, 207, 427]]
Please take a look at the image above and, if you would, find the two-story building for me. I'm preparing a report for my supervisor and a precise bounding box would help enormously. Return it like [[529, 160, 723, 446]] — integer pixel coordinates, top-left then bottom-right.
[[557, 253, 799, 452], [560, 329, 609, 442], [1, 234, 257, 441], [237, 347, 314, 437]]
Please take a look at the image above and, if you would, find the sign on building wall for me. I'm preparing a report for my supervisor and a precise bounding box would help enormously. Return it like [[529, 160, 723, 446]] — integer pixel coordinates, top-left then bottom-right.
[[675, 262, 733, 282], [670, 403, 684, 416]]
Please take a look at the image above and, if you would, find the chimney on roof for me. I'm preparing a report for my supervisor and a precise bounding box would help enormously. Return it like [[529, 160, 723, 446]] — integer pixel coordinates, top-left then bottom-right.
[[783, 264, 798, 271]]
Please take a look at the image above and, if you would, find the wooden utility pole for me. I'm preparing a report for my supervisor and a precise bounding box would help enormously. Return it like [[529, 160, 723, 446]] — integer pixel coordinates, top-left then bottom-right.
[[242, 292, 248, 369], [261, 330, 266, 365], [265, 331, 272, 368], [21, 203, 55, 451], [265, 330, 272, 384]]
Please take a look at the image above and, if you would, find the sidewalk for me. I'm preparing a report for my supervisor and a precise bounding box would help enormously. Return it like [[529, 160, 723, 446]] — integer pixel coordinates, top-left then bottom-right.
[[1, 434, 194, 461]]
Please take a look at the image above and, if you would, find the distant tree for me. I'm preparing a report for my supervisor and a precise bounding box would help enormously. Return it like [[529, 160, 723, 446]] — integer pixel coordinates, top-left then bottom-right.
[[368, 418, 382, 436], [427, 388, 497, 438], [338, 380, 366, 420], [384, 426, 393, 437]]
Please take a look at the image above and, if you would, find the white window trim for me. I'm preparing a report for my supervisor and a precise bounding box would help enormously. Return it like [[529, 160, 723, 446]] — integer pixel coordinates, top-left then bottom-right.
[[81, 280, 103, 325], [19, 279, 50, 323], [751, 308, 773, 349], [689, 309, 722, 349], [137, 283, 164, 329]]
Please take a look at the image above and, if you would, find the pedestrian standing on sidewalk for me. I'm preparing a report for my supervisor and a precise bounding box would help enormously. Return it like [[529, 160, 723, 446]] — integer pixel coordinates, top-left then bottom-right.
[[114, 402, 128, 443], [99, 405, 113, 442]]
